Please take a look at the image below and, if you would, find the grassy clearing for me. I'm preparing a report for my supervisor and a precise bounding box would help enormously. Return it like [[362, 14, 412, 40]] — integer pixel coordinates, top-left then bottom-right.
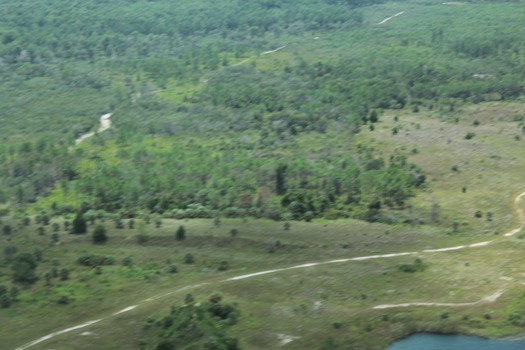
[[3, 101, 525, 349], [358, 102, 525, 237]]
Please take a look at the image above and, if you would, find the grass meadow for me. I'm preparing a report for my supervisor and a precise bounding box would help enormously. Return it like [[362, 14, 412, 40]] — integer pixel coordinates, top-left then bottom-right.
[[2, 101, 524, 349]]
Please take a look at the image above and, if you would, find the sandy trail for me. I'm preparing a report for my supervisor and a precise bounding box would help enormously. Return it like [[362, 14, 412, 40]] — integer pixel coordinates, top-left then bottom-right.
[[15, 191, 525, 349], [228, 45, 286, 67], [377, 11, 404, 25], [262, 45, 286, 55], [373, 289, 505, 309], [75, 113, 112, 145]]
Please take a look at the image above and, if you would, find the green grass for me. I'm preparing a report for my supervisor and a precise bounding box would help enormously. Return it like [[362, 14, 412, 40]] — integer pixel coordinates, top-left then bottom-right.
[[3, 101, 525, 349]]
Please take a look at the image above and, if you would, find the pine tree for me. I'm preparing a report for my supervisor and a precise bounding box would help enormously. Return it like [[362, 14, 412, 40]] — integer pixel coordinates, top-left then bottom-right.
[[92, 225, 108, 244], [72, 212, 87, 234], [176, 226, 186, 241]]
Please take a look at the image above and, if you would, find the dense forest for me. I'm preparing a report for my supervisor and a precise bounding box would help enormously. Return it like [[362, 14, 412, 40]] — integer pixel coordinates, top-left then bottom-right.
[[0, 0, 524, 222]]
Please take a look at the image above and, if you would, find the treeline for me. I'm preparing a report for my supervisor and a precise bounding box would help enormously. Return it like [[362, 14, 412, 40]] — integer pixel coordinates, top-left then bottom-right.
[[0, 111, 425, 221], [53, 126, 423, 222], [0, 0, 381, 64], [0, 0, 524, 222]]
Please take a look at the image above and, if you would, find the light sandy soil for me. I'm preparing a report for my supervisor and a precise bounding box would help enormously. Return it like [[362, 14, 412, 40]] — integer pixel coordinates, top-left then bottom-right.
[[377, 11, 404, 25], [75, 113, 112, 145], [229, 45, 286, 67], [373, 289, 505, 310]]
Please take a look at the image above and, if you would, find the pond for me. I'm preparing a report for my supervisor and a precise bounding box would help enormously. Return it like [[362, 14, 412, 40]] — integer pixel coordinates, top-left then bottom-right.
[[388, 333, 525, 350]]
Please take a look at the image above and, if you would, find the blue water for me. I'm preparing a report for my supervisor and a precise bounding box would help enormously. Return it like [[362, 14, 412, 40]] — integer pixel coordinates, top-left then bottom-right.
[[388, 333, 525, 350]]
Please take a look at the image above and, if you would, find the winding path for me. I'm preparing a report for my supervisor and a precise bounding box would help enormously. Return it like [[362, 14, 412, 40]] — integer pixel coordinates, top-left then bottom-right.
[[14, 191, 525, 350], [75, 113, 112, 145], [228, 45, 286, 68], [377, 11, 405, 25], [373, 289, 506, 310]]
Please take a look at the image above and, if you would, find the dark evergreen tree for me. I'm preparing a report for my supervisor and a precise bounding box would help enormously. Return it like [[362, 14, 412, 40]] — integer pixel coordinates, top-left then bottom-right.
[[72, 212, 87, 234], [92, 225, 108, 244], [11, 253, 38, 284], [176, 226, 186, 241], [2, 224, 12, 235], [275, 164, 287, 195]]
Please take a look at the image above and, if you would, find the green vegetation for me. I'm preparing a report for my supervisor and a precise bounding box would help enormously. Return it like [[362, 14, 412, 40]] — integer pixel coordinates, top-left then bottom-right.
[[143, 294, 240, 350], [92, 225, 108, 244], [1, 0, 525, 349], [2, 0, 524, 222], [176, 226, 186, 241]]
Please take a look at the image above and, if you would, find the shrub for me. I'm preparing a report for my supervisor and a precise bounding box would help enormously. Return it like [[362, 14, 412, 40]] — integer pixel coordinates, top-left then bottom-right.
[[176, 226, 186, 241], [217, 261, 229, 271], [51, 233, 60, 244], [223, 207, 246, 218], [0, 294, 11, 308], [184, 253, 194, 264], [169, 264, 178, 273], [9, 286, 19, 300], [465, 132, 476, 140], [92, 225, 108, 244], [3, 245, 18, 261], [114, 218, 124, 229], [11, 253, 38, 284], [3, 224, 12, 235], [57, 295, 70, 305], [71, 212, 87, 234], [137, 233, 149, 244], [185, 293, 194, 304], [508, 312, 523, 326], [34, 248, 43, 262], [59, 268, 69, 281], [398, 258, 426, 273], [0, 285, 7, 296], [230, 228, 238, 237], [77, 254, 115, 267], [122, 256, 133, 267]]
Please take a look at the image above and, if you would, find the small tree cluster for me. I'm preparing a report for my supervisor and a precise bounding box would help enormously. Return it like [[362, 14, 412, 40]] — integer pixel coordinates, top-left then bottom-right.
[[0, 285, 19, 308], [11, 253, 38, 284]]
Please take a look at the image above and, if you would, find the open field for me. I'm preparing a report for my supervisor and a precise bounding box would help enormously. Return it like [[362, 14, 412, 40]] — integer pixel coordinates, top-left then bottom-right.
[[1, 101, 524, 349]]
